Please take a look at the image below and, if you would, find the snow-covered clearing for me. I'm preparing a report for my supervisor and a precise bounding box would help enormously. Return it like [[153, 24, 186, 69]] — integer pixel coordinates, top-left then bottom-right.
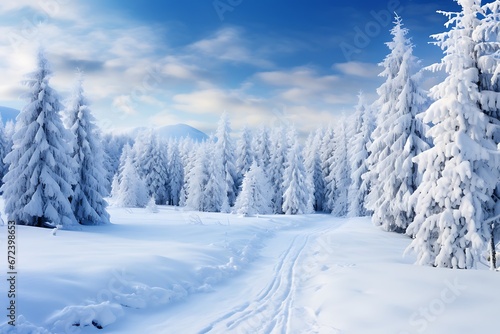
[[1, 205, 499, 333]]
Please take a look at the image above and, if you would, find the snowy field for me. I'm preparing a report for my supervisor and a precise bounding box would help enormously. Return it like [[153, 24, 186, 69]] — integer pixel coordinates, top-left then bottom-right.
[[1, 204, 499, 334]]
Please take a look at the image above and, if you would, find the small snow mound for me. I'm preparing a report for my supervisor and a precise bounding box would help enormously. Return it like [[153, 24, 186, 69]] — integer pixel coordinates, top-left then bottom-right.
[[114, 282, 188, 309], [0, 315, 51, 334], [48, 301, 123, 332]]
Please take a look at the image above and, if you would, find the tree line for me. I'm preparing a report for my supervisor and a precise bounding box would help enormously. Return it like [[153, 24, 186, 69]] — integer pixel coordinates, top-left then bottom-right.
[[1, 0, 499, 270]]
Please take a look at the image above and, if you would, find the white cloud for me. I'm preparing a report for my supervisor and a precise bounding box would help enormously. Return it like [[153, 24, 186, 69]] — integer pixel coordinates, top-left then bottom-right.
[[189, 27, 273, 68], [112, 95, 137, 115], [332, 61, 381, 78]]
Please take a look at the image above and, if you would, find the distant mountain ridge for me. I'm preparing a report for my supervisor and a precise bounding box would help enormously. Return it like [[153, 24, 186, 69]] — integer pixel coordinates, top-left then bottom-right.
[[0, 106, 19, 123], [0, 106, 208, 143], [132, 123, 208, 142]]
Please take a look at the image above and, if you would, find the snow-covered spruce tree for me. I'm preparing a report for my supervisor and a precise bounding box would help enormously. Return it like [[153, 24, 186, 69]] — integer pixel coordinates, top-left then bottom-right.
[[268, 126, 289, 214], [185, 141, 226, 212], [320, 126, 335, 212], [348, 93, 374, 217], [215, 112, 238, 206], [0, 116, 10, 187], [364, 15, 428, 232], [113, 148, 149, 208], [185, 143, 209, 211], [111, 143, 131, 198], [235, 126, 253, 191], [207, 138, 229, 212], [1, 51, 76, 227], [327, 117, 351, 217], [133, 131, 170, 205], [234, 162, 273, 216], [65, 72, 110, 225], [168, 140, 184, 206], [179, 138, 196, 206], [282, 129, 314, 215], [304, 129, 325, 212], [474, 1, 500, 223], [406, 0, 499, 269], [253, 126, 271, 169], [101, 133, 132, 194]]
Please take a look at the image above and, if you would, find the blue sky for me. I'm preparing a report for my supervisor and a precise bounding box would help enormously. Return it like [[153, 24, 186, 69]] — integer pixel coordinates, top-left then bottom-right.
[[0, 0, 461, 134]]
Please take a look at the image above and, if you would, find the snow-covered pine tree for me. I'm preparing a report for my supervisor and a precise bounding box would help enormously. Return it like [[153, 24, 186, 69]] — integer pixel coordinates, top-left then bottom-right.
[[303, 129, 325, 212], [65, 71, 110, 225], [348, 93, 374, 217], [234, 162, 273, 216], [179, 138, 196, 207], [364, 15, 428, 232], [268, 126, 289, 214], [320, 126, 335, 212], [101, 133, 132, 194], [282, 129, 314, 215], [235, 126, 253, 192], [168, 140, 184, 206], [2, 51, 76, 227], [133, 131, 170, 205], [215, 112, 238, 206], [113, 148, 149, 208], [206, 138, 228, 212], [406, 0, 498, 269], [0, 116, 10, 187], [473, 1, 500, 237], [328, 117, 350, 217], [186, 142, 218, 212], [253, 126, 271, 169], [111, 143, 131, 199]]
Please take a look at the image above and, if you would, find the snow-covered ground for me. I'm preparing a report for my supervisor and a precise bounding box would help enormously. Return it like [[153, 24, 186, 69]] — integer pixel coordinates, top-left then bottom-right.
[[1, 205, 499, 334]]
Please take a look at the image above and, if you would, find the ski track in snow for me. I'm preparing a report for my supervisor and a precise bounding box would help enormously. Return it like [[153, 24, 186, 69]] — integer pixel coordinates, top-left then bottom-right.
[[199, 223, 335, 334]]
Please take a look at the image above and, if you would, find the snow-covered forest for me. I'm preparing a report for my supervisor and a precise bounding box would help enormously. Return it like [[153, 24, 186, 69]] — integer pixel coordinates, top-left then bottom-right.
[[1, 1, 500, 333], [1, 1, 500, 272]]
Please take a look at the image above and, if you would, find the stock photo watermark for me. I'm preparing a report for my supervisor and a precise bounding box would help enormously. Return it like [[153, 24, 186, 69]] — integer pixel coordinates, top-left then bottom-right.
[[399, 278, 467, 334], [213, 0, 243, 21], [6, 221, 17, 327], [340, 0, 403, 61], [8, 0, 70, 51]]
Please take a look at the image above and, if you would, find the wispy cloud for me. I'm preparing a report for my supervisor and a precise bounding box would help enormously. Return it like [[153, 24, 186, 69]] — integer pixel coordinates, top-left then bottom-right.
[[189, 27, 274, 68], [332, 61, 381, 78]]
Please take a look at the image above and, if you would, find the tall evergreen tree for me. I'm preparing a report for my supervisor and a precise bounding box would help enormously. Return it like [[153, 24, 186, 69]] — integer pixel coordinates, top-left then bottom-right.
[[253, 126, 271, 169], [168, 140, 184, 206], [269, 126, 289, 214], [179, 138, 196, 207], [364, 15, 428, 232], [112, 150, 149, 208], [133, 131, 170, 205], [0, 116, 10, 188], [2, 51, 76, 227], [186, 142, 222, 212], [348, 93, 374, 217], [474, 1, 500, 237], [320, 126, 335, 212], [215, 113, 238, 206], [328, 117, 351, 217], [282, 130, 314, 215], [235, 126, 253, 192], [66, 72, 110, 225], [304, 128, 325, 212], [111, 143, 131, 199], [234, 162, 272, 216], [407, 0, 498, 268]]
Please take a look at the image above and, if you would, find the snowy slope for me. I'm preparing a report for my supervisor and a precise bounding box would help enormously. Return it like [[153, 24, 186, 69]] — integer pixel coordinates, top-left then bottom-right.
[[0, 205, 498, 333], [156, 124, 208, 142], [131, 124, 208, 142]]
